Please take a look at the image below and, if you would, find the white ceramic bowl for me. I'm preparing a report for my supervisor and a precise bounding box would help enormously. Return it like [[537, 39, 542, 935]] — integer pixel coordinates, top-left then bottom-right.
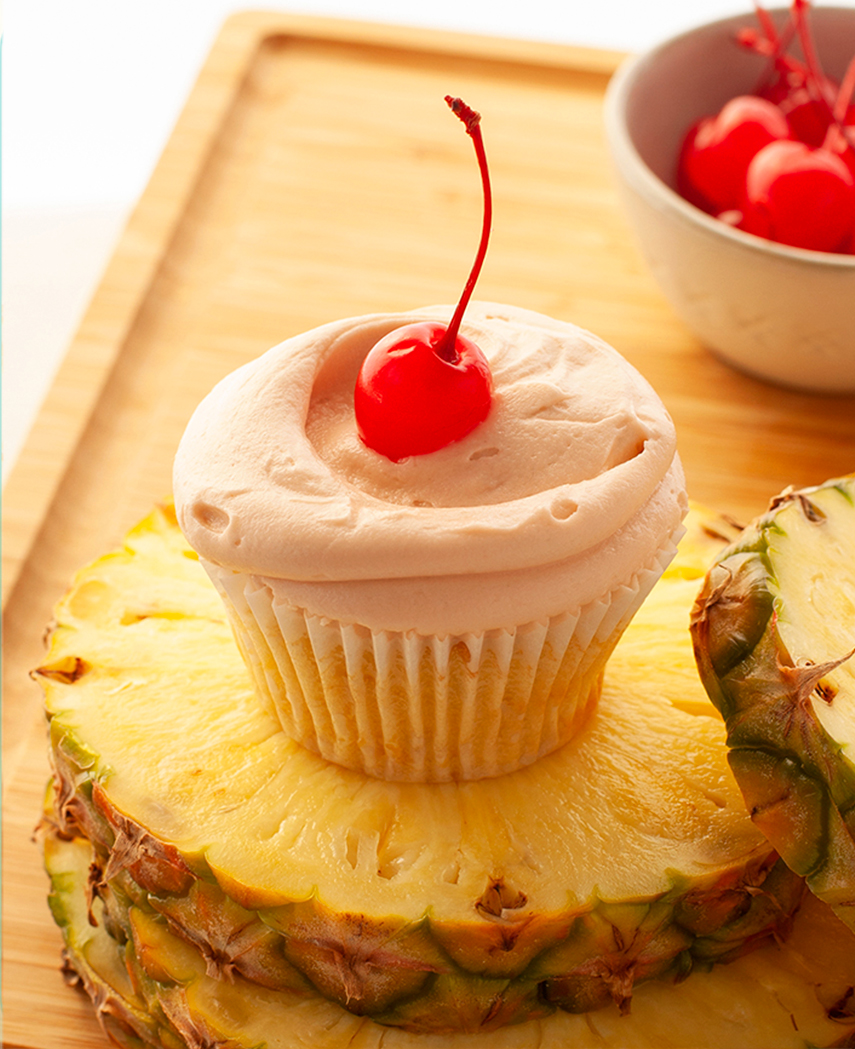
[[604, 6, 855, 393]]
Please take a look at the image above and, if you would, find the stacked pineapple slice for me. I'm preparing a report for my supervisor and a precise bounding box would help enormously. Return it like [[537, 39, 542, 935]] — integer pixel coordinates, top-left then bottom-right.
[[37, 492, 855, 1047], [42, 822, 855, 1049]]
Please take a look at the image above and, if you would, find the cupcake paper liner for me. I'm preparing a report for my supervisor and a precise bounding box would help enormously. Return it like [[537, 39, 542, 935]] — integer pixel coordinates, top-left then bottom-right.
[[204, 532, 680, 782]]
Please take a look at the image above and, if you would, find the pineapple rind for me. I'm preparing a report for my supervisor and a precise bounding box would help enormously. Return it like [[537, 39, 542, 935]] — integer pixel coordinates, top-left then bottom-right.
[[36, 501, 810, 1028], [42, 824, 855, 1049], [42, 831, 178, 1049], [691, 476, 855, 932]]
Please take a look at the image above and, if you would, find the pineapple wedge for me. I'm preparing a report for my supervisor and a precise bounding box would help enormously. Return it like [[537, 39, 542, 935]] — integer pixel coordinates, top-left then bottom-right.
[[37, 501, 804, 1033], [691, 476, 855, 931], [43, 824, 855, 1049]]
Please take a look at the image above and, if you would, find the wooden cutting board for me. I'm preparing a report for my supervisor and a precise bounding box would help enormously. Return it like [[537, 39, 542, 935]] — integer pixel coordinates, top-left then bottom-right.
[[3, 11, 854, 1048]]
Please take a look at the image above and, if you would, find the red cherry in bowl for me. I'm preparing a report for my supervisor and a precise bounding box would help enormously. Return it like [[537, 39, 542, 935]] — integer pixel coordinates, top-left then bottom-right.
[[354, 322, 492, 462], [678, 94, 790, 213], [355, 96, 495, 462], [739, 138, 855, 252], [779, 84, 838, 147], [825, 120, 855, 182]]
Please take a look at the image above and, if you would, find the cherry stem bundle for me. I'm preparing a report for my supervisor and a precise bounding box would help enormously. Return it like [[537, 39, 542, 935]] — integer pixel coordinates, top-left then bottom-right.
[[437, 96, 493, 364], [744, 3, 797, 97], [791, 0, 835, 108], [746, 0, 852, 142]]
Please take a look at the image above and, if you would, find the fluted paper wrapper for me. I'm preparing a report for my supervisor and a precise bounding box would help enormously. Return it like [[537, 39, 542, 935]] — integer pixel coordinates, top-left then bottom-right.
[[203, 537, 678, 782]]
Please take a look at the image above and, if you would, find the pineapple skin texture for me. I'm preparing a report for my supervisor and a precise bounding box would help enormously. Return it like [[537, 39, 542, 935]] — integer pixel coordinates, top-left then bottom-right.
[[691, 476, 855, 932], [38, 501, 802, 1033], [41, 822, 855, 1049]]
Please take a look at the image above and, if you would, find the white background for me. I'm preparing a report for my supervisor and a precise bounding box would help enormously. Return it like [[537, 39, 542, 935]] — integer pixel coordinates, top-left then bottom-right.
[[5, 0, 852, 483]]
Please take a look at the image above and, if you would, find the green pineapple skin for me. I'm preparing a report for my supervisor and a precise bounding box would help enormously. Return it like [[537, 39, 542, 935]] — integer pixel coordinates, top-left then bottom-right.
[[42, 829, 184, 1049], [690, 477, 855, 930], [40, 822, 855, 1049]]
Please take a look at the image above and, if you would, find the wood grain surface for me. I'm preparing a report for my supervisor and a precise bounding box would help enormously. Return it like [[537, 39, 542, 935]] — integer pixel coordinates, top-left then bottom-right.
[[3, 11, 854, 1048]]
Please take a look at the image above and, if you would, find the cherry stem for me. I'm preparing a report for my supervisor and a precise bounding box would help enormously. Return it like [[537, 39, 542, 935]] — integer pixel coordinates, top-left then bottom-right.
[[436, 96, 493, 364], [751, 1, 787, 54], [745, 3, 798, 96], [788, 0, 855, 156], [792, 0, 836, 111], [748, 1, 851, 153], [829, 55, 855, 156], [835, 55, 855, 121]]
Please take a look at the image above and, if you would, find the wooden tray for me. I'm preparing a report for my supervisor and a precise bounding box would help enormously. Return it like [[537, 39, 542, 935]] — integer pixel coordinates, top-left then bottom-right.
[[4, 11, 854, 1048]]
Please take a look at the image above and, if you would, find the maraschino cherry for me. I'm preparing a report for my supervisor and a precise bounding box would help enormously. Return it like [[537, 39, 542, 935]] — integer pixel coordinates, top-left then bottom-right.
[[676, 0, 855, 254], [739, 138, 855, 252], [354, 97, 493, 463], [678, 94, 790, 213]]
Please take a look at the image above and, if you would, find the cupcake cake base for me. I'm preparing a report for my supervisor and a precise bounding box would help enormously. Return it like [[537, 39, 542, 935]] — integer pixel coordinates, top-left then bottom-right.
[[205, 526, 680, 781]]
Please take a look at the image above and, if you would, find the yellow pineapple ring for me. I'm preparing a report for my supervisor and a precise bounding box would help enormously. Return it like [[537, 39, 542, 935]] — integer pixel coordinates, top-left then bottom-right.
[[40, 502, 798, 1031]]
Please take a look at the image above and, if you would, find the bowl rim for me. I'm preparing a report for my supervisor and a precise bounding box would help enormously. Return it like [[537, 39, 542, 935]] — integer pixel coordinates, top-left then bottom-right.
[[603, 5, 855, 270]]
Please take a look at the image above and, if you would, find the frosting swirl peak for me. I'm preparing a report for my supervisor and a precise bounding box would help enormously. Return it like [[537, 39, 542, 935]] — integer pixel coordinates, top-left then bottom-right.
[[173, 303, 682, 590]]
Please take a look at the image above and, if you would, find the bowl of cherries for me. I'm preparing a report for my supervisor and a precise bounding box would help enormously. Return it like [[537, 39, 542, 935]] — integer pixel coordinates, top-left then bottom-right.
[[604, 1, 855, 393]]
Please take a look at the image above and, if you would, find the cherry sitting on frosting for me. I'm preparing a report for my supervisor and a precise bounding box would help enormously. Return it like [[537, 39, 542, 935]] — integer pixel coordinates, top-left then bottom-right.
[[354, 322, 492, 461], [354, 96, 493, 462]]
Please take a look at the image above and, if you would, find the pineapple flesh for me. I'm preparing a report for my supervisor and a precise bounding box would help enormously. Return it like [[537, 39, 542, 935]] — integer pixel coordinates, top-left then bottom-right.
[[42, 820, 855, 1049], [691, 477, 855, 932], [37, 501, 808, 1037]]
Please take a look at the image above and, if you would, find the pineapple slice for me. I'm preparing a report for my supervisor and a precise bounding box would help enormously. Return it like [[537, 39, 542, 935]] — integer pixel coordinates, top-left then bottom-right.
[[43, 829, 177, 1049], [43, 823, 855, 1049], [691, 476, 855, 931], [39, 502, 799, 1031]]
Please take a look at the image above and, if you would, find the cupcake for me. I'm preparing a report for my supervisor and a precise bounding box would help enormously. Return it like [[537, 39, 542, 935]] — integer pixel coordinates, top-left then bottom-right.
[[173, 301, 687, 782]]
